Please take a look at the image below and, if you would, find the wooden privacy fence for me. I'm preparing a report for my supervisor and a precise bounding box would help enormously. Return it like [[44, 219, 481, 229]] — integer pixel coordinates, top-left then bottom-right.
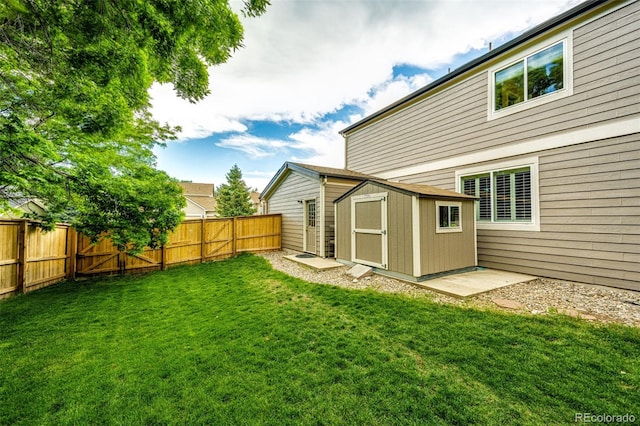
[[0, 214, 281, 298], [0, 220, 75, 297]]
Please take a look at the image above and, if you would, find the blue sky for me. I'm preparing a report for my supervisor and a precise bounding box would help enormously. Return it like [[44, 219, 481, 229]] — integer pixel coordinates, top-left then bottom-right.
[[150, 0, 585, 192]]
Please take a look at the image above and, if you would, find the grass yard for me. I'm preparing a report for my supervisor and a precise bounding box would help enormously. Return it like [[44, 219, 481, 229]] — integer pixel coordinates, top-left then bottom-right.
[[0, 254, 638, 425]]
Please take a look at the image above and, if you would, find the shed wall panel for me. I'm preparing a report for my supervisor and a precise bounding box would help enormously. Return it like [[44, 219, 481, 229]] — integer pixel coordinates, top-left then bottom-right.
[[386, 188, 413, 276], [419, 199, 476, 275], [335, 194, 352, 262]]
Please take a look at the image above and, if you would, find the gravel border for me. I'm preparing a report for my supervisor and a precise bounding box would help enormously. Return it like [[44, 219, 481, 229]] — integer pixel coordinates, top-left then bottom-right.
[[258, 250, 640, 327]]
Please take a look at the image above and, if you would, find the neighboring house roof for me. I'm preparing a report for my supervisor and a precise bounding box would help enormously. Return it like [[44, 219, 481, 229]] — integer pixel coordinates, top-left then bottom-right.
[[178, 182, 215, 196], [261, 162, 375, 199], [334, 179, 478, 204], [178, 182, 217, 216], [3, 196, 47, 218], [187, 195, 218, 212], [340, 0, 607, 135], [8, 197, 46, 210]]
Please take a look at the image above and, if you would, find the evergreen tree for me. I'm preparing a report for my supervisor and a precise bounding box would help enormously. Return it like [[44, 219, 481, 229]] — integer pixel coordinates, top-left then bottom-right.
[[216, 165, 257, 217]]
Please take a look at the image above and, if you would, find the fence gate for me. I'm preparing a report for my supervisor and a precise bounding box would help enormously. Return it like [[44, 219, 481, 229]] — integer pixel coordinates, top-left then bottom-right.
[[350, 193, 388, 269], [75, 235, 161, 276]]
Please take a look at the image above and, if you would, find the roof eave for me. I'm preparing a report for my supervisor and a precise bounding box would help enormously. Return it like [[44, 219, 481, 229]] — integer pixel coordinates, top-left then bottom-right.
[[261, 162, 374, 200], [260, 162, 322, 200], [333, 179, 477, 204]]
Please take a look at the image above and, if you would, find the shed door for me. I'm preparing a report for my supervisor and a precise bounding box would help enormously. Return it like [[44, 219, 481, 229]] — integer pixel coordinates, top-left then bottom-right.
[[304, 199, 316, 254], [351, 193, 388, 269]]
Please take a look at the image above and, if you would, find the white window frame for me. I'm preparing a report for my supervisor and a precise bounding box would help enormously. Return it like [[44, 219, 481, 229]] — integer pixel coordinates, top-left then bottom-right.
[[435, 201, 462, 233], [488, 30, 573, 121], [455, 157, 540, 232]]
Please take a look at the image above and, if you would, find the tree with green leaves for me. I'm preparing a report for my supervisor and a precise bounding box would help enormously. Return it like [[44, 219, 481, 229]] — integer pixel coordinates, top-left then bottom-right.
[[216, 165, 257, 217], [0, 0, 268, 252]]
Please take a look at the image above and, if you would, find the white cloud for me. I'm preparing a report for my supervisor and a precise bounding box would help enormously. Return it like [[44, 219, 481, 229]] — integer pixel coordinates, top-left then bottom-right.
[[287, 120, 349, 168], [358, 73, 434, 117], [216, 135, 290, 157], [244, 170, 278, 192], [150, 0, 583, 141], [215, 119, 348, 168], [212, 71, 434, 169]]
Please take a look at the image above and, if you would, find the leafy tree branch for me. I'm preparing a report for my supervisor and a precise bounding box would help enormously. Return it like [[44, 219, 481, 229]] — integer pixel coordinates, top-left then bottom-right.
[[0, 0, 268, 252]]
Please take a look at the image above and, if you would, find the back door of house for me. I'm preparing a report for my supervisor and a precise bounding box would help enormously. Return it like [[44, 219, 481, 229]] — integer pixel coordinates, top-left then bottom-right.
[[351, 193, 388, 269], [304, 199, 317, 254]]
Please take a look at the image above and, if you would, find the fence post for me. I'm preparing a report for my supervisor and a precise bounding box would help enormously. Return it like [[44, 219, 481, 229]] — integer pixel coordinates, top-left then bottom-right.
[[118, 251, 124, 275], [232, 217, 237, 257], [161, 244, 167, 271], [16, 220, 28, 294], [200, 218, 206, 263], [66, 227, 77, 280]]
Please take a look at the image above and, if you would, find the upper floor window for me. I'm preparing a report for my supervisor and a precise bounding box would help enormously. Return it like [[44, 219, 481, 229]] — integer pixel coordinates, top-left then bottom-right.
[[489, 33, 572, 120]]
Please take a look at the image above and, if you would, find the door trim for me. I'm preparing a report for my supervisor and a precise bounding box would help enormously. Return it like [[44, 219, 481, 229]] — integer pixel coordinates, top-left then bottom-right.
[[350, 192, 388, 269], [303, 198, 317, 254]]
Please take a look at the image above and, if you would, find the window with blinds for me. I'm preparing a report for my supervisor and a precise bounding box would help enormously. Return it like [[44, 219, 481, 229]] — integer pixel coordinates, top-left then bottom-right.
[[462, 174, 491, 221], [461, 167, 532, 223]]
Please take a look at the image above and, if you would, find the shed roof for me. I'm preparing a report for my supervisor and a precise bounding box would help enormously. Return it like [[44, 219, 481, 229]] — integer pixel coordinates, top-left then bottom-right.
[[260, 161, 375, 199], [340, 0, 607, 135], [334, 179, 477, 204]]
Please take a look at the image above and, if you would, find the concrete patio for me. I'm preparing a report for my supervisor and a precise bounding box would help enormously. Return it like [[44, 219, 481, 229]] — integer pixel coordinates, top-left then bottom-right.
[[414, 268, 537, 298], [283, 254, 344, 271], [283, 253, 537, 298]]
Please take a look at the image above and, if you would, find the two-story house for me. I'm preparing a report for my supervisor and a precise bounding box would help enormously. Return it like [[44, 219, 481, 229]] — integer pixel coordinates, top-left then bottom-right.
[[178, 182, 217, 218], [340, 0, 639, 290]]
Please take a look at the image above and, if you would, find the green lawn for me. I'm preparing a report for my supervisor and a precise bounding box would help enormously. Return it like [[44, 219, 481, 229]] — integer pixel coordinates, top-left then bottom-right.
[[0, 254, 638, 425]]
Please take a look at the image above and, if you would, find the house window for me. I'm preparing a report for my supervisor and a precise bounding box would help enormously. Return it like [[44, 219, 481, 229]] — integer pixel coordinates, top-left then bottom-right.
[[494, 168, 531, 221], [436, 201, 462, 233], [489, 34, 572, 120], [458, 158, 539, 231], [462, 174, 491, 221]]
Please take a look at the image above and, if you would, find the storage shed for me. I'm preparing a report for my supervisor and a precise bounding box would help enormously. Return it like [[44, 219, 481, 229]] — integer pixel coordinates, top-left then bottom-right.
[[260, 162, 374, 257], [334, 179, 478, 281]]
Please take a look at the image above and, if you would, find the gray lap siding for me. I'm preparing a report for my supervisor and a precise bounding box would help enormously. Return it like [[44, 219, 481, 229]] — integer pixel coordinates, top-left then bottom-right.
[[266, 172, 320, 253]]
